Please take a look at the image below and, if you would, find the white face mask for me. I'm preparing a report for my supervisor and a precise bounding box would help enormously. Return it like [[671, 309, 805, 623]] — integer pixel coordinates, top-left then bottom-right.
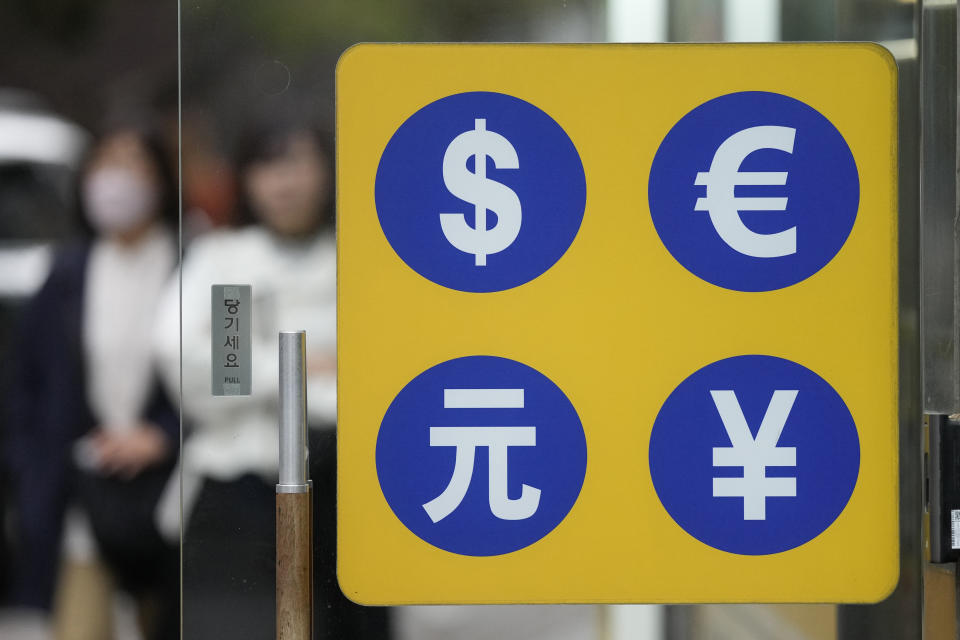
[[82, 167, 159, 234]]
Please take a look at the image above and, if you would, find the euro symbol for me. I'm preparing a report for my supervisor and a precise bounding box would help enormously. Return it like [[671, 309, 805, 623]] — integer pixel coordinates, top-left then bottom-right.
[[694, 125, 797, 258]]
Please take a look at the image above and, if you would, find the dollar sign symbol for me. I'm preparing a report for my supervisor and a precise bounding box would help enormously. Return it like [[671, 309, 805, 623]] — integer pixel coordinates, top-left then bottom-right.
[[440, 119, 522, 266]]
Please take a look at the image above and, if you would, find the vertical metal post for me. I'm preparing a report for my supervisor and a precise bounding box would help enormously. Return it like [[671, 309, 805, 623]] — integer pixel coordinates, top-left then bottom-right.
[[277, 331, 312, 640], [834, 3, 923, 638], [279, 331, 308, 489], [920, 0, 959, 413], [836, 43, 924, 640]]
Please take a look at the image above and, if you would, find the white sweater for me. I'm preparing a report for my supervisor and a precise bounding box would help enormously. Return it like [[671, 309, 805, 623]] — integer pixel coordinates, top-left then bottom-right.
[[85, 224, 176, 430], [154, 226, 336, 482]]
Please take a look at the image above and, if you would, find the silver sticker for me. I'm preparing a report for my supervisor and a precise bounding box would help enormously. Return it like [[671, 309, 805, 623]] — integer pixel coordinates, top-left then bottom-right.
[[212, 284, 251, 396], [952, 510, 960, 550]]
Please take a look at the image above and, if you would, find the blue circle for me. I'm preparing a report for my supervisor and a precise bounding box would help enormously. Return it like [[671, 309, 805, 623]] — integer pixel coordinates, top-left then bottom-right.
[[648, 91, 860, 292], [375, 92, 587, 293], [649, 355, 860, 555], [376, 356, 587, 556]]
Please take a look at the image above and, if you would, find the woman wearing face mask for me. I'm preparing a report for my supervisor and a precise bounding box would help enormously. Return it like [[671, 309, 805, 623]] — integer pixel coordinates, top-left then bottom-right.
[[4, 124, 179, 640], [153, 115, 390, 639]]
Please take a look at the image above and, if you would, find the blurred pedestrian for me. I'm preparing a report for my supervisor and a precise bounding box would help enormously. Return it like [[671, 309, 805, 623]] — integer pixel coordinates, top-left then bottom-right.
[[155, 113, 390, 640], [4, 122, 179, 640]]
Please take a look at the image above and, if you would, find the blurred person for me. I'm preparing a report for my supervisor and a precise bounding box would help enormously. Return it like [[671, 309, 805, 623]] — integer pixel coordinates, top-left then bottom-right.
[[180, 109, 237, 229], [4, 123, 180, 640], [0, 93, 90, 612], [154, 114, 390, 640]]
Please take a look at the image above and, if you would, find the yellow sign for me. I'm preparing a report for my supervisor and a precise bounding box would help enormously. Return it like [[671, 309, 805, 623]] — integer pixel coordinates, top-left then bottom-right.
[[337, 43, 898, 604]]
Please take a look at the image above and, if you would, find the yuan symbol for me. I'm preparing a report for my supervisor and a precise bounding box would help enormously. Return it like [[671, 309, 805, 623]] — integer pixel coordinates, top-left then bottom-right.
[[422, 388, 541, 523]]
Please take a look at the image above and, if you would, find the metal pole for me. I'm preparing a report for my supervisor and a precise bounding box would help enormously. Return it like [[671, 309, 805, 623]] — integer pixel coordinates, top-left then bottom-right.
[[279, 331, 308, 490], [277, 330, 312, 640], [835, 3, 923, 639]]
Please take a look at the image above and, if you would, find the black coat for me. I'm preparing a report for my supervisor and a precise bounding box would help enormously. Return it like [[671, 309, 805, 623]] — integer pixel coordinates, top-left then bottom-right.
[[3, 240, 178, 609]]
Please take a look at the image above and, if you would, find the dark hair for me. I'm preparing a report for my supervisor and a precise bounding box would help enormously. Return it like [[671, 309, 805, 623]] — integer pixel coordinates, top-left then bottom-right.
[[74, 121, 178, 236], [232, 115, 333, 229]]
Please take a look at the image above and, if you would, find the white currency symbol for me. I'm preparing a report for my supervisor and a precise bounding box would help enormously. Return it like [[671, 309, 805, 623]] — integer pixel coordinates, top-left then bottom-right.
[[710, 389, 798, 520], [422, 388, 541, 523], [440, 118, 522, 266], [694, 125, 797, 258]]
